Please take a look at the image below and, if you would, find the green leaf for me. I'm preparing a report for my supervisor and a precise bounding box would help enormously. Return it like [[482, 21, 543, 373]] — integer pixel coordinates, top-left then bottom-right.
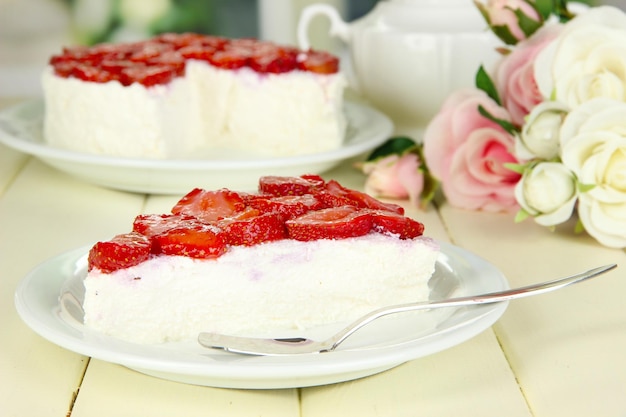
[[366, 137, 417, 161], [490, 24, 520, 46], [574, 218, 586, 234], [478, 105, 519, 135], [503, 162, 528, 175], [514, 208, 531, 223], [419, 172, 440, 209], [555, 0, 576, 22], [577, 182, 596, 193], [515, 9, 543, 39], [533, 0, 554, 20], [475, 66, 501, 105]]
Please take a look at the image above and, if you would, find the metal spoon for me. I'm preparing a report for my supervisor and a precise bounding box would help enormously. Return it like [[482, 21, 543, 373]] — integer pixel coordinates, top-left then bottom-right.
[[198, 264, 616, 356]]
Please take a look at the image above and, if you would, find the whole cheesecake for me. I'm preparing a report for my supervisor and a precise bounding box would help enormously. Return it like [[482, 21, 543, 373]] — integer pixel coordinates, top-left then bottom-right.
[[43, 34, 347, 159], [84, 175, 439, 344]]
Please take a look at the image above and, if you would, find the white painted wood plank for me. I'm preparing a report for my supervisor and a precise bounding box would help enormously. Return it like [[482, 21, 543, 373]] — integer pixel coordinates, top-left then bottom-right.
[[72, 360, 300, 417], [438, 204, 626, 416], [0, 159, 145, 416], [301, 330, 531, 417]]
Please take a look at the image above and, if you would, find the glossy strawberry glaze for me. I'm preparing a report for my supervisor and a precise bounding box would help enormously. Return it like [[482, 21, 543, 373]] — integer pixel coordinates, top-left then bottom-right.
[[49, 33, 340, 87], [88, 176, 425, 273]]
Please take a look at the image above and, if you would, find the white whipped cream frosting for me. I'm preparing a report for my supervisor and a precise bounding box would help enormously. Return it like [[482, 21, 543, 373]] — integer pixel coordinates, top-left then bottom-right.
[[84, 233, 439, 344], [42, 61, 347, 159]]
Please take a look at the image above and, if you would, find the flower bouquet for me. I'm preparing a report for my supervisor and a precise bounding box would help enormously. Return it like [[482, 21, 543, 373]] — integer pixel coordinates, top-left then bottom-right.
[[360, 1, 626, 249]]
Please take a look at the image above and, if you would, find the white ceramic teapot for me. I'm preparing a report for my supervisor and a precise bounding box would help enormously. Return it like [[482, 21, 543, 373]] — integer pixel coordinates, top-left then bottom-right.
[[298, 0, 500, 139]]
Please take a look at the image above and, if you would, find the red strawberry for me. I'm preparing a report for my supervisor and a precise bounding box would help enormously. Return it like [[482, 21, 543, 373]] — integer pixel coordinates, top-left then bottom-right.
[[249, 45, 298, 73], [132, 213, 199, 237], [172, 188, 246, 223], [370, 210, 424, 239], [219, 212, 287, 246], [129, 42, 175, 62], [122, 63, 185, 87], [297, 50, 339, 74], [88, 232, 152, 273], [71, 64, 112, 83], [299, 174, 325, 186], [258, 175, 325, 197], [152, 223, 227, 258], [207, 48, 249, 69], [179, 44, 218, 61], [322, 180, 404, 214], [285, 206, 373, 241], [248, 194, 324, 220]]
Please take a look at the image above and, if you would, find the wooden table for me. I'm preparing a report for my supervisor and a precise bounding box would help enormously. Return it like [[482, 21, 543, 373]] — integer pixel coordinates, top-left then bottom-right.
[[1, 97, 624, 417]]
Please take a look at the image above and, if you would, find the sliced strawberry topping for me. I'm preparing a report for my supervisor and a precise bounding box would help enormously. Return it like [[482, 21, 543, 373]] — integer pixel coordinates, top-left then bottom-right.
[[258, 175, 325, 197], [179, 44, 218, 61], [219, 212, 287, 246], [207, 48, 249, 70], [370, 210, 424, 239], [49, 34, 339, 86], [152, 223, 227, 258], [70, 64, 113, 83], [248, 194, 325, 220], [249, 46, 298, 73], [172, 188, 246, 223], [297, 50, 339, 74], [299, 174, 326, 185], [88, 232, 152, 272], [122, 63, 185, 87], [132, 213, 199, 237], [285, 206, 373, 241], [322, 180, 404, 214], [87, 176, 428, 270]]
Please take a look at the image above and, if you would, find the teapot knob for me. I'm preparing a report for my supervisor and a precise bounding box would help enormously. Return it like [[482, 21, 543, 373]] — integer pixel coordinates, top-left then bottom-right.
[[297, 4, 350, 51]]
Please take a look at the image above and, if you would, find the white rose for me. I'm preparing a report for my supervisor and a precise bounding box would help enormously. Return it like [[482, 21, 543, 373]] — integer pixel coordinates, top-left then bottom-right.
[[517, 101, 569, 160], [118, 0, 172, 30], [515, 162, 577, 226], [560, 98, 626, 248], [534, 6, 626, 108]]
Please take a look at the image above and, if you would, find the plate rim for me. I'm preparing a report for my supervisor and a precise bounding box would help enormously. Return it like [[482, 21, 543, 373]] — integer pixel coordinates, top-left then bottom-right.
[[14, 241, 509, 389]]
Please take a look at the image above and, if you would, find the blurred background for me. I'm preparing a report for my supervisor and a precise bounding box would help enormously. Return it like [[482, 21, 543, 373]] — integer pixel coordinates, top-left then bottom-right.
[[0, 0, 622, 98]]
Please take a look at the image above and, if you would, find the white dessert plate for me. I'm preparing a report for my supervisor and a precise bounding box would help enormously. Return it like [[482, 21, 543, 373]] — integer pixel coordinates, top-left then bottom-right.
[[0, 99, 392, 194], [14, 242, 509, 389]]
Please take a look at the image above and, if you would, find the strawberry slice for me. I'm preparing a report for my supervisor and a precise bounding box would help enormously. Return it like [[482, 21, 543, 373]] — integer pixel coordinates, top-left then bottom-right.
[[219, 212, 287, 246], [132, 213, 199, 237], [88, 232, 152, 273], [152, 223, 227, 258], [297, 50, 339, 74], [370, 210, 424, 239], [172, 188, 246, 223], [248, 194, 324, 220], [249, 46, 298, 73], [258, 175, 325, 197], [207, 48, 249, 69], [122, 63, 185, 87], [322, 180, 404, 214], [285, 206, 373, 241]]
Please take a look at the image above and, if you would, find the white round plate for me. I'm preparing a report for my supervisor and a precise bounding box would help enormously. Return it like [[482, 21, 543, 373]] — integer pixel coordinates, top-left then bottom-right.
[[0, 100, 392, 194], [14, 242, 508, 389]]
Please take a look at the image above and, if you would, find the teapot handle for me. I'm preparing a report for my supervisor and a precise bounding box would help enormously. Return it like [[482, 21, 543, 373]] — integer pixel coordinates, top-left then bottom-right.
[[297, 4, 350, 51]]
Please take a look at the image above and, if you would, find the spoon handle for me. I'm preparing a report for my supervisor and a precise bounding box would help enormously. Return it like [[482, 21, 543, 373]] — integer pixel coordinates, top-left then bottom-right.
[[199, 264, 617, 355], [326, 264, 617, 351]]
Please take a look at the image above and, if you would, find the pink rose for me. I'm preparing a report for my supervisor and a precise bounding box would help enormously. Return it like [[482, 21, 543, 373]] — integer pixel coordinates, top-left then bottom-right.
[[424, 89, 521, 212], [493, 24, 563, 126], [361, 153, 424, 206], [482, 0, 542, 42]]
